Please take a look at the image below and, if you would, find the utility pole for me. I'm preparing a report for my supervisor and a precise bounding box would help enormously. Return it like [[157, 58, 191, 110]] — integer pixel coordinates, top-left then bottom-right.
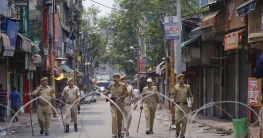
[[175, 0, 182, 79], [169, 0, 176, 125], [51, 0, 56, 117]]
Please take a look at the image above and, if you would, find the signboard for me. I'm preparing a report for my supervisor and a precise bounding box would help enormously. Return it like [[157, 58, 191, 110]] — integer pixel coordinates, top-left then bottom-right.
[[138, 56, 147, 72], [4, 20, 19, 49], [224, 30, 243, 51], [22, 39, 31, 52], [248, 78, 262, 106], [3, 50, 14, 56], [164, 16, 179, 40], [183, 67, 199, 79], [224, 33, 238, 50]]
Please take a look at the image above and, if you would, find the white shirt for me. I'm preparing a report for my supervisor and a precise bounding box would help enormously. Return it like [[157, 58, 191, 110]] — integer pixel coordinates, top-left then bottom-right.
[[124, 85, 133, 104], [133, 89, 140, 98]]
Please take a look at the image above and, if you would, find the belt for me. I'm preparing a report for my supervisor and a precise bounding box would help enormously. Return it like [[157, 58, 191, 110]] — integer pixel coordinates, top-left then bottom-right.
[[176, 102, 187, 106], [145, 102, 157, 104], [66, 102, 74, 104], [124, 103, 131, 106]]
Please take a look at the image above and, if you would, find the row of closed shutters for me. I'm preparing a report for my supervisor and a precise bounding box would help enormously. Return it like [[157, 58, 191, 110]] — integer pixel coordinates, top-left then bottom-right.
[[205, 49, 251, 119]]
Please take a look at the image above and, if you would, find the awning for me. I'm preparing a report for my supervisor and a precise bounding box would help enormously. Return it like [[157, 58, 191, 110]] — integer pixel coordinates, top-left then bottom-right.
[[224, 29, 245, 50], [159, 66, 166, 75], [76, 69, 84, 76], [201, 10, 221, 28], [61, 64, 74, 73], [0, 33, 11, 48], [181, 35, 201, 47], [17, 33, 32, 52], [55, 73, 66, 80], [189, 27, 202, 38], [1, 33, 14, 56], [236, 0, 257, 17], [248, 32, 263, 42], [155, 61, 165, 75]]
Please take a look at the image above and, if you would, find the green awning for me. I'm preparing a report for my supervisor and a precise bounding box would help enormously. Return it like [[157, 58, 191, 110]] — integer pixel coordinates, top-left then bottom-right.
[[61, 65, 74, 73], [181, 35, 201, 47]]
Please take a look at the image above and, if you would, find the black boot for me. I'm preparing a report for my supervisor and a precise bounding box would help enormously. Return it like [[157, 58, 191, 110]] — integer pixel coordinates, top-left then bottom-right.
[[175, 133, 179, 138], [65, 125, 69, 133], [74, 124, 78, 132], [149, 129, 154, 134], [40, 130, 44, 135]]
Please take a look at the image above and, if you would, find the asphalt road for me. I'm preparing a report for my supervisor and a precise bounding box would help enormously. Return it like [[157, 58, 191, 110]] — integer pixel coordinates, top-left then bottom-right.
[[5, 96, 233, 138]]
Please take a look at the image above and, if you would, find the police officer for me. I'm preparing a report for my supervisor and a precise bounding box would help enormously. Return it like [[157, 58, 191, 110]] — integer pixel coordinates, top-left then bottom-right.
[[28, 77, 55, 136], [172, 74, 193, 138], [103, 73, 128, 138], [120, 75, 136, 137], [138, 78, 162, 134], [59, 78, 80, 133]]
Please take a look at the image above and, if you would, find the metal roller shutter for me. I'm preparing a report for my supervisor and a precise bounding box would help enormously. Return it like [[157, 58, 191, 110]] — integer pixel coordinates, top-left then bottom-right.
[[226, 51, 236, 119], [239, 49, 249, 118], [206, 68, 213, 117], [214, 69, 221, 117]]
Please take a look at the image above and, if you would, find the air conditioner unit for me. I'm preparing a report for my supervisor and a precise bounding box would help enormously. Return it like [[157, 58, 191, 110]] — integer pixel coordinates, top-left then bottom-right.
[[15, 0, 28, 7]]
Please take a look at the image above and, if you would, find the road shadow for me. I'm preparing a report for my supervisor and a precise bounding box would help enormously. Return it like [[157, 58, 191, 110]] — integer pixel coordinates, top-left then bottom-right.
[[79, 119, 105, 126], [79, 112, 102, 115]]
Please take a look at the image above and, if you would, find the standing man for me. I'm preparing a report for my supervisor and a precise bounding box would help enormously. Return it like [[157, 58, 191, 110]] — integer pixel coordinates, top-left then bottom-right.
[[120, 75, 136, 137], [28, 77, 55, 136], [253, 54, 263, 100], [133, 86, 140, 102], [0, 83, 7, 122], [9, 86, 22, 122], [59, 78, 80, 133], [103, 73, 128, 138], [137, 78, 162, 134], [172, 74, 193, 138]]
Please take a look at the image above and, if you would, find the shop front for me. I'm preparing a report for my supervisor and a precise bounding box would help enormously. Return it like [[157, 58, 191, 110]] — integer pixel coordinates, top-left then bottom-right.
[[224, 29, 247, 119], [183, 66, 200, 111], [246, 0, 263, 122]]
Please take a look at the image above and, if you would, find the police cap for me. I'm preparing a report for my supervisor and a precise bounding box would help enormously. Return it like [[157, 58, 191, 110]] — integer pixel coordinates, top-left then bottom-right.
[[120, 75, 127, 80], [112, 73, 120, 78], [177, 74, 185, 79], [67, 78, 73, 84], [41, 77, 48, 82]]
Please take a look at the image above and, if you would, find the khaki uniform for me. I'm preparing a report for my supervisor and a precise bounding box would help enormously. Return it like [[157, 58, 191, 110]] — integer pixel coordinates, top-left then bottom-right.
[[122, 84, 134, 132], [142, 86, 159, 131], [105, 83, 128, 137], [172, 84, 193, 137], [61, 85, 80, 125], [33, 85, 55, 133]]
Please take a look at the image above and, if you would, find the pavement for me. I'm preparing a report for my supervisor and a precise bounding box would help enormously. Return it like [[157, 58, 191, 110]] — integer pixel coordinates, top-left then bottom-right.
[[0, 96, 261, 138]]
